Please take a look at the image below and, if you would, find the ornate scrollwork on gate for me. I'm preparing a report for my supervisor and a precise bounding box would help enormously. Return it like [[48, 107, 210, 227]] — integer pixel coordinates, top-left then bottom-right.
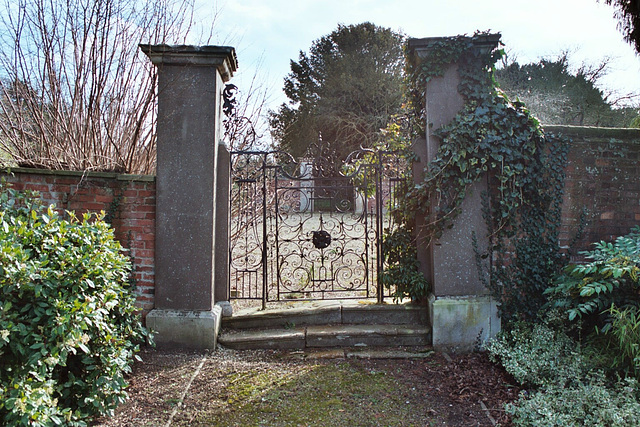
[[228, 142, 407, 305], [274, 167, 373, 299]]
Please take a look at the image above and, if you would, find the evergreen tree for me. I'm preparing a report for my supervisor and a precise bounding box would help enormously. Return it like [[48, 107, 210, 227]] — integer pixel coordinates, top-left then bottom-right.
[[604, 0, 640, 54], [496, 55, 638, 127], [270, 23, 405, 164]]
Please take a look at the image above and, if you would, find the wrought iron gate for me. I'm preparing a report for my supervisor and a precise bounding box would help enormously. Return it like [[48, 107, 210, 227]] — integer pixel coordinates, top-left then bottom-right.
[[228, 148, 405, 307]]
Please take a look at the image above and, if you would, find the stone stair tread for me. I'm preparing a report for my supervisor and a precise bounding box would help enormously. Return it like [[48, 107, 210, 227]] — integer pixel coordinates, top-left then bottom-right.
[[287, 347, 435, 360], [306, 324, 429, 337], [232, 300, 342, 318], [224, 301, 342, 329], [218, 328, 306, 350], [345, 348, 434, 359], [219, 328, 305, 343], [224, 300, 428, 329], [305, 324, 430, 348], [218, 324, 431, 350]]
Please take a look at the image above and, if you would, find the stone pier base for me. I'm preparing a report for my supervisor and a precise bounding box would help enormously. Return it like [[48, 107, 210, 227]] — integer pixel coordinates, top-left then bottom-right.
[[429, 294, 500, 351], [146, 306, 223, 349]]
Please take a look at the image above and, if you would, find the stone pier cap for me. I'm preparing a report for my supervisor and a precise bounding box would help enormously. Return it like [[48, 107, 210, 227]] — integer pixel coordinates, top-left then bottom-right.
[[407, 33, 501, 58], [139, 44, 238, 81]]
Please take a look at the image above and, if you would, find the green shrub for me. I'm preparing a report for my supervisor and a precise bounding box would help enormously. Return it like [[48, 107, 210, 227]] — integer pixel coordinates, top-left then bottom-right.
[[488, 321, 640, 426], [487, 322, 588, 388], [0, 183, 148, 425], [600, 305, 640, 378], [543, 227, 640, 377], [545, 226, 640, 323], [380, 227, 429, 302], [507, 375, 640, 427]]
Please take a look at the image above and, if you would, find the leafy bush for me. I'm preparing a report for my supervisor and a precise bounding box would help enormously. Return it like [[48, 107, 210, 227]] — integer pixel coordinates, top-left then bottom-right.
[[506, 375, 640, 427], [0, 183, 148, 425], [600, 305, 640, 378], [489, 321, 640, 426], [487, 322, 588, 388], [542, 227, 640, 377], [545, 226, 640, 323], [380, 227, 429, 302]]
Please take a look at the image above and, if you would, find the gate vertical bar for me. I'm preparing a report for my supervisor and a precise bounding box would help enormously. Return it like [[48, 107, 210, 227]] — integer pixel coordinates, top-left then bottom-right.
[[376, 151, 384, 303], [274, 164, 281, 302], [363, 164, 371, 299], [261, 153, 268, 310]]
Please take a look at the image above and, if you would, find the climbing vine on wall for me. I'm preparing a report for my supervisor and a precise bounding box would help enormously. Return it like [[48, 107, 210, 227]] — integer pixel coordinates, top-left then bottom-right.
[[384, 33, 569, 320]]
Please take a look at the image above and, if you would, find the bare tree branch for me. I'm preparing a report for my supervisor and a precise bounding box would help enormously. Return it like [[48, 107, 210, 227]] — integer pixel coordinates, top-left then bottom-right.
[[0, 0, 215, 174]]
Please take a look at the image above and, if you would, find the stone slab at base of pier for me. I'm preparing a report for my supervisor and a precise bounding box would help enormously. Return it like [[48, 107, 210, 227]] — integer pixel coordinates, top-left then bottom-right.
[[146, 305, 222, 349], [429, 294, 500, 351]]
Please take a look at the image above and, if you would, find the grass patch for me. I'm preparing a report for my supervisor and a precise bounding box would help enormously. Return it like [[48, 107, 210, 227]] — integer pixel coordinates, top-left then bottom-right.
[[183, 361, 432, 426]]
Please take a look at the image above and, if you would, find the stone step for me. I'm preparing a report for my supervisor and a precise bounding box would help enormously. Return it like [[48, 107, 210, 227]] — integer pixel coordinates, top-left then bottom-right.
[[218, 324, 431, 350], [223, 300, 428, 330], [306, 324, 430, 348], [290, 347, 435, 360], [342, 303, 428, 326], [218, 328, 306, 350]]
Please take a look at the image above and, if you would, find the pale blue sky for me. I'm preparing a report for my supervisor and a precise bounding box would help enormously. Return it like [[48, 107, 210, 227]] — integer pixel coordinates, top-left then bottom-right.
[[195, 0, 640, 110]]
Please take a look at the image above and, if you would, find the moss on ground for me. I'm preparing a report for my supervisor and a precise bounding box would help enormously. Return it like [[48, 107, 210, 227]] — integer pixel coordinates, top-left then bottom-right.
[[182, 361, 434, 426]]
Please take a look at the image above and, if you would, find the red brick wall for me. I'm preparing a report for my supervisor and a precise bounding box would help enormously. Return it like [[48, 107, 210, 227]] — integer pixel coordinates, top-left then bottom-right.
[[1, 168, 156, 319], [547, 126, 640, 259]]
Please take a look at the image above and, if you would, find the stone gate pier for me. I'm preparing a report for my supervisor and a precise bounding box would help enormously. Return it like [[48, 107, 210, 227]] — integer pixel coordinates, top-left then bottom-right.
[[408, 35, 502, 350], [140, 45, 236, 349]]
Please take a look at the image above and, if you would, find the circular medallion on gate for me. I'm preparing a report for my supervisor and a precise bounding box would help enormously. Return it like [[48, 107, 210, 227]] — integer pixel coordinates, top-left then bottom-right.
[[312, 230, 332, 249]]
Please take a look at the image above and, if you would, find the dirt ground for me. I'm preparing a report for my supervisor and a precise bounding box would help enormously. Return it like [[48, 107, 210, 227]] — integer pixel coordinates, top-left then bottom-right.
[[92, 346, 520, 427]]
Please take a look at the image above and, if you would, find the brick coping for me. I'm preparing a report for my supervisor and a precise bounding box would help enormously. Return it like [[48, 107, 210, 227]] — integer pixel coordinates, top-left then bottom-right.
[[3, 167, 156, 182], [544, 125, 640, 140]]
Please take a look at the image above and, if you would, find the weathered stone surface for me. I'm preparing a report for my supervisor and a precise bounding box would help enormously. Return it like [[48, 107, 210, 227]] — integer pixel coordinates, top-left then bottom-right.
[[431, 181, 490, 297], [146, 307, 222, 350], [345, 348, 434, 359], [299, 349, 346, 359], [225, 301, 342, 329], [216, 301, 233, 318], [287, 347, 435, 360], [143, 45, 237, 314], [218, 324, 431, 350], [409, 45, 490, 298], [341, 301, 428, 325], [140, 45, 237, 79], [214, 145, 231, 304], [218, 328, 306, 350], [407, 35, 500, 350], [429, 294, 500, 351], [220, 300, 432, 350], [141, 44, 236, 350], [306, 324, 430, 348], [153, 63, 222, 311], [226, 300, 429, 329]]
